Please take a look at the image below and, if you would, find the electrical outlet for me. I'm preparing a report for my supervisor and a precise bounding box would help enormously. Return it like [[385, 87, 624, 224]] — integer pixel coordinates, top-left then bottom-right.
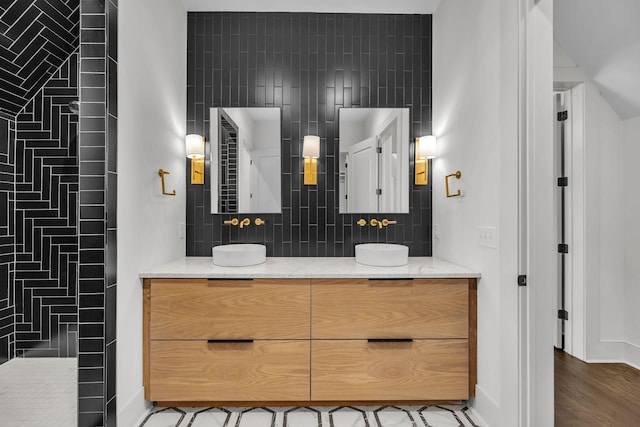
[[178, 222, 185, 239], [477, 226, 497, 248], [433, 224, 440, 239]]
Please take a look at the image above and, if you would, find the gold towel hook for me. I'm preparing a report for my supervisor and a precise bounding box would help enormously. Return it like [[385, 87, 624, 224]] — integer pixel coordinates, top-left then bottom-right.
[[445, 171, 462, 197], [158, 169, 176, 196]]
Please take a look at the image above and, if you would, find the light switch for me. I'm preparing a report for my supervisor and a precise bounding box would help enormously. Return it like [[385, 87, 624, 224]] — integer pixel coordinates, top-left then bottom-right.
[[477, 226, 497, 248]]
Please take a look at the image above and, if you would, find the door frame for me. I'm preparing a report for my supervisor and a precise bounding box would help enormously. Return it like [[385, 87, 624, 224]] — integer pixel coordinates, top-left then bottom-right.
[[552, 84, 587, 360], [517, 0, 555, 426]]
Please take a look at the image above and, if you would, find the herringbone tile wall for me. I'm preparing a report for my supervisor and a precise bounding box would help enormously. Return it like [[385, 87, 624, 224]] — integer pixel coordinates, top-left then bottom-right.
[[0, 117, 15, 364], [13, 51, 79, 358], [0, 0, 80, 120]]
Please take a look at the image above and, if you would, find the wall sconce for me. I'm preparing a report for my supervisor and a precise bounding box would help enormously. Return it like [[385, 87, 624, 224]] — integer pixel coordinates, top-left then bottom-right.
[[415, 135, 437, 185], [303, 135, 320, 185], [186, 134, 205, 184]]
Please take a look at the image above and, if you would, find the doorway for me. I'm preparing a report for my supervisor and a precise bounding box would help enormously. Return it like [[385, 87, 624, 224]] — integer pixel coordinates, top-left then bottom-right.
[[552, 84, 586, 360]]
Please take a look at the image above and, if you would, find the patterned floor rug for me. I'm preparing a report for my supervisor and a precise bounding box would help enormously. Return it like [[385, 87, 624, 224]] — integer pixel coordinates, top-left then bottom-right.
[[139, 405, 482, 427]]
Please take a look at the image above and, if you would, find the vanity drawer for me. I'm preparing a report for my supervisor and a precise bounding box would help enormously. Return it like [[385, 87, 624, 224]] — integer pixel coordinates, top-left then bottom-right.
[[311, 279, 468, 339], [149, 279, 310, 339], [311, 339, 469, 401], [149, 339, 310, 402]]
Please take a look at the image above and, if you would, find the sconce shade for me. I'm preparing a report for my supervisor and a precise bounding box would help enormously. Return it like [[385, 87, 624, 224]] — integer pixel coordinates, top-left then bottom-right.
[[417, 135, 437, 159], [185, 134, 205, 159], [302, 135, 320, 158]]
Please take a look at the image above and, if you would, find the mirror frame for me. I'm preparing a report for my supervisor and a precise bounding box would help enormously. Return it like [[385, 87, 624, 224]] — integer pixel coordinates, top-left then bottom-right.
[[209, 107, 282, 214], [338, 107, 410, 214]]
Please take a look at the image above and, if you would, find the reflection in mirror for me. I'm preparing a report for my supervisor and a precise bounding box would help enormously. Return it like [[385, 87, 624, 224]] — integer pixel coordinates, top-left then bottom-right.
[[339, 108, 410, 213], [210, 108, 281, 214]]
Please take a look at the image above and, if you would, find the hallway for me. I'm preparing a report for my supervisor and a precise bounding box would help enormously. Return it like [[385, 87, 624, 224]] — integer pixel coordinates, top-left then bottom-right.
[[555, 349, 640, 426]]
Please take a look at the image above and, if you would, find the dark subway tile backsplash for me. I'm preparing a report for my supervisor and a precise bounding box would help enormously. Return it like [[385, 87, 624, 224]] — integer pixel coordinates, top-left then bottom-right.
[[187, 13, 433, 257]]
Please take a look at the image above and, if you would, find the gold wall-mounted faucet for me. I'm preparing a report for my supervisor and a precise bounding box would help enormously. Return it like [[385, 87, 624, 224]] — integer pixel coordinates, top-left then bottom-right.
[[255, 218, 265, 226], [369, 218, 397, 229], [223, 218, 258, 228]]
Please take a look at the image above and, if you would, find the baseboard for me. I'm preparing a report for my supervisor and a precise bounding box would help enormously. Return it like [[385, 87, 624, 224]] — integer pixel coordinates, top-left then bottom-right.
[[468, 384, 497, 427], [586, 340, 640, 370], [587, 339, 625, 361], [119, 387, 152, 427], [624, 341, 640, 370]]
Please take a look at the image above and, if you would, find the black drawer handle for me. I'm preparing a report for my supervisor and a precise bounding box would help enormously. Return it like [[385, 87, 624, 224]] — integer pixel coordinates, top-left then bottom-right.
[[207, 278, 254, 281], [207, 339, 254, 343], [367, 338, 413, 343], [367, 278, 413, 281]]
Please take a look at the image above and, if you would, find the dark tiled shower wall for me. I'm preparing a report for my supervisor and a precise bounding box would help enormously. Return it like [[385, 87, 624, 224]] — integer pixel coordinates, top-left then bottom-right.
[[0, 0, 80, 119], [186, 13, 433, 257], [13, 52, 79, 359], [0, 117, 15, 365], [77, 0, 118, 425]]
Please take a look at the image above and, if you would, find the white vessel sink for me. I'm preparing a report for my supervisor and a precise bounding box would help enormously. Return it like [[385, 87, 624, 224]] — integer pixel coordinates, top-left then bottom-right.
[[212, 244, 266, 267], [355, 243, 409, 267]]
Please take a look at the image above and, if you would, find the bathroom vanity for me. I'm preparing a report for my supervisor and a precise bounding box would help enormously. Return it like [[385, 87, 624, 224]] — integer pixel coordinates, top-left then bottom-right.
[[140, 257, 480, 406]]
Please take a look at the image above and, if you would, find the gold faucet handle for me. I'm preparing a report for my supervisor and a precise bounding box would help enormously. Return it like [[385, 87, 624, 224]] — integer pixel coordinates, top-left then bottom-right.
[[239, 218, 251, 228], [381, 219, 397, 227], [255, 218, 265, 226], [357, 219, 367, 227], [224, 218, 239, 226]]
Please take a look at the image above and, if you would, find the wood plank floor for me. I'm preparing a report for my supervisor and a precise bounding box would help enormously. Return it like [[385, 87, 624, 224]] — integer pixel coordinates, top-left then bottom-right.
[[555, 348, 640, 426]]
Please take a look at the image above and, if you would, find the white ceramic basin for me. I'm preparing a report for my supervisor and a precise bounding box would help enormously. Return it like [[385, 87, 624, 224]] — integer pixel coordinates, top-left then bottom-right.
[[212, 244, 266, 267], [355, 243, 409, 267]]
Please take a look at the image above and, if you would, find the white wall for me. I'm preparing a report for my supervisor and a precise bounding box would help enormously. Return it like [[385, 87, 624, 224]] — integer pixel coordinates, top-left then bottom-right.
[[117, 1, 187, 425], [623, 116, 640, 368], [554, 42, 628, 362], [432, 1, 521, 425]]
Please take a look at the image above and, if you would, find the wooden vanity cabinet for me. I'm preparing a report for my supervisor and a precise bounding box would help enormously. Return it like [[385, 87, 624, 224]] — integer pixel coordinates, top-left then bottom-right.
[[143, 277, 477, 405], [143, 278, 311, 402], [311, 278, 474, 401]]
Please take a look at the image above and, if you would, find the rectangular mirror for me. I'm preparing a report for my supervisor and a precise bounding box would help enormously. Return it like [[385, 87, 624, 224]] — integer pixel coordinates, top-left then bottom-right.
[[210, 107, 282, 214], [339, 108, 410, 213]]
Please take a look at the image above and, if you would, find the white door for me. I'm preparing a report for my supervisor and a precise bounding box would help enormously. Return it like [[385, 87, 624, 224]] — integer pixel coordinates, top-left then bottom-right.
[[251, 148, 280, 213], [377, 117, 400, 213], [347, 136, 378, 212]]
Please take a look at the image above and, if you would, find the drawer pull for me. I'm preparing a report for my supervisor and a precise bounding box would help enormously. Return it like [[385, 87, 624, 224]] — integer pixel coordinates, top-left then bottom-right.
[[367, 338, 413, 343], [206, 278, 254, 281], [206, 278, 254, 288], [207, 339, 254, 343], [367, 278, 413, 281]]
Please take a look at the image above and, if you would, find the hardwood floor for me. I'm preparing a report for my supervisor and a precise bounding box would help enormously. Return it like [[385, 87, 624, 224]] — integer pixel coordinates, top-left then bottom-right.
[[555, 348, 640, 426]]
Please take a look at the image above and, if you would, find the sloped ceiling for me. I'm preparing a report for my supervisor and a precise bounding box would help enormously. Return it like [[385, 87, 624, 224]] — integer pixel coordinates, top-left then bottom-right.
[[555, 0, 640, 119], [181, 0, 441, 15], [0, 0, 79, 120]]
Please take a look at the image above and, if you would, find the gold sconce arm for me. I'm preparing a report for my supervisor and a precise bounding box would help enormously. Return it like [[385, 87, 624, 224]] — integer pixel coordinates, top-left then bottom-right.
[[239, 218, 251, 229], [357, 219, 367, 227], [158, 169, 176, 196], [445, 171, 462, 197], [255, 218, 265, 226], [223, 218, 239, 226], [381, 219, 397, 227]]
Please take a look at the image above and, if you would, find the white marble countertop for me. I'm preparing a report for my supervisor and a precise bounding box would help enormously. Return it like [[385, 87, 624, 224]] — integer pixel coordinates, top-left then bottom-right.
[[139, 257, 481, 279]]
